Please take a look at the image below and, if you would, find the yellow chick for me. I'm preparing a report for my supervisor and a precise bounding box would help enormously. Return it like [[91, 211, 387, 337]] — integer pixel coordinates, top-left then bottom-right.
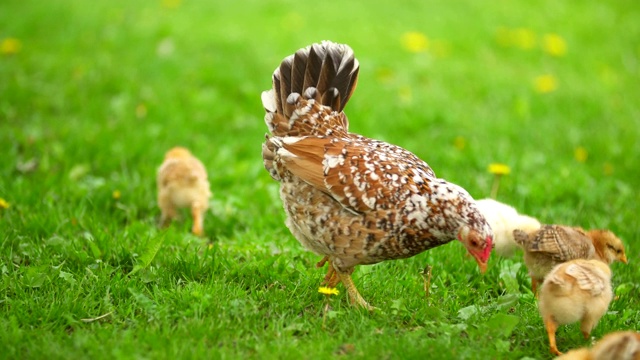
[[539, 259, 613, 356], [514, 225, 628, 294], [157, 147, 211, 236], [514, 225, 595, 294], [555, 331, 640, 360], [587, 230, 628, 265], [475, 198, 541, 257]]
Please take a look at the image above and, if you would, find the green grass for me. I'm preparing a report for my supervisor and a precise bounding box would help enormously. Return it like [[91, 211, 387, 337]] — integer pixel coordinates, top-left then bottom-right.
[[1, 0, 639, 358]]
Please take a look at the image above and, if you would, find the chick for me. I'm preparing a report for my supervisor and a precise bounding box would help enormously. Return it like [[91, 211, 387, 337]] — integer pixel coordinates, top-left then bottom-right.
[[590, 331, 640, 360], [555, 331, 640, 360], [587, 229, 628, 265], [514, 225, 628, 294], [475, 198, 541, 257], [514, 225, 595, 294], [157, 147, 211, 236], [539, 259, 613, 356]]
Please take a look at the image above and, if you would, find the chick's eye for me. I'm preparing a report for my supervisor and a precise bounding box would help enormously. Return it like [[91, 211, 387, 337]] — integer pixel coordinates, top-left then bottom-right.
[[617, 249, 622, 254]]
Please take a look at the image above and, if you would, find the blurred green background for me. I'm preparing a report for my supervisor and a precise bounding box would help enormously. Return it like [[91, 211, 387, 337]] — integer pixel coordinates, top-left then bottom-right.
[[1, 0, 639, 358]]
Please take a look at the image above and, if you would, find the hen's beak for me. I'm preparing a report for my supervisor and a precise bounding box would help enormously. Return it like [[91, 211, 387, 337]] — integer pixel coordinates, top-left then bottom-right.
[[474, 255, 488, 273]]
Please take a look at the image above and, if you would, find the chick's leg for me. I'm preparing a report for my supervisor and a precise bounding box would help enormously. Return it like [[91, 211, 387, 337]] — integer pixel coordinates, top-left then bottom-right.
[[579, 314, 598, 339], [191, 203, 205, 237], [158, 192, 177, 228], [543, 314, 561, 356], [531, 276, 539, 297], [334, 267, 375, 311]]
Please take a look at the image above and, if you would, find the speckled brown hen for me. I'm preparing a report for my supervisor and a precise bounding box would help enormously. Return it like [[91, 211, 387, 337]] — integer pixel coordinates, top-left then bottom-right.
[[261, 41, 493, 309]]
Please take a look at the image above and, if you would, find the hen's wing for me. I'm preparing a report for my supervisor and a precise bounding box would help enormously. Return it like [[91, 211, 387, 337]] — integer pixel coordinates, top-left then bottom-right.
[[269, 135, 437, 213]]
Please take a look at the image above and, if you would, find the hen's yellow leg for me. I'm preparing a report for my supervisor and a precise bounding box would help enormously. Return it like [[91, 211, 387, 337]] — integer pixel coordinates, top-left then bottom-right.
[[316, 256, 340, 287], [335, 270, 375, 311]]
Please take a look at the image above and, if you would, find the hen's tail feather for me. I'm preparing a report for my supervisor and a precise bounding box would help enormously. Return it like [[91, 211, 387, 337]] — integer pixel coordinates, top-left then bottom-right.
[[263, 41, 359, 137]]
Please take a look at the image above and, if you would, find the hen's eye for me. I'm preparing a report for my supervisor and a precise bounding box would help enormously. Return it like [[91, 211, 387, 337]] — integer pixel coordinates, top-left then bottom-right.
[[470, 239, 479, 247]]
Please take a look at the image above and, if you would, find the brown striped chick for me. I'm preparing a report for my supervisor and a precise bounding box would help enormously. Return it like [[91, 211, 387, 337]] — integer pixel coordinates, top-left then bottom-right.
[[539, 259, 613, 356], [587, 230, 628, 265], [475, 198, 541, 257], [556, 331, 640, 360], [157, 147, 211, 236], [514, 225, 595, 294]]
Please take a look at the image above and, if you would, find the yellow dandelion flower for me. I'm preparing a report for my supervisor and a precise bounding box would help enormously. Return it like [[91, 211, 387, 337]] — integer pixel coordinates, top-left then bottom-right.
[[161, 0, 181, 9], [574, 147, 588, 163], [513, 28, 536, 50], [533, 74, 558, 94], [318, 287, 339, 296], [1, 37, 22, 55], [542, 33, 567, 57], [0, 198, 10, 209], [453, 136, 466, 151], [488, 163, 511, 176], [401, 31, 429, 53], [112, 190, 121, 200]]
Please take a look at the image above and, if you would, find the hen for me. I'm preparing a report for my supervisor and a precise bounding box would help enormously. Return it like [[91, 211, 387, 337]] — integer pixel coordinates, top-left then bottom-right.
[[157, 147, 211, 236], [538, 259, 613, 356], [261, 41, 493, 309], [475, 198, 540, 257], [514, 225, 627, 294]]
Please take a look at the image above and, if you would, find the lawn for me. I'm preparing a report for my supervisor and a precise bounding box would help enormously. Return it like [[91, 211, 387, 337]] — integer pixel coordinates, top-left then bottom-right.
[[1, 0, 639, 359]]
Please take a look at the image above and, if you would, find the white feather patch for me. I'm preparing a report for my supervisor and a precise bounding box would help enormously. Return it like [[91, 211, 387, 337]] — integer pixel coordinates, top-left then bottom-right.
[[261, 89, 277, 112]]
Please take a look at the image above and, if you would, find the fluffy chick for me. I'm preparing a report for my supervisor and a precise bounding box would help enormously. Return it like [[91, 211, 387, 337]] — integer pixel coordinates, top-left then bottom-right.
[[514, 225, 595, 294], [475, 198, 541, 257], [514, 225, 628, 294], [587, 229, 628, 265], [539, 259, 613, 356], [555, 331, 640, 360], [157, 147, 211, 236]]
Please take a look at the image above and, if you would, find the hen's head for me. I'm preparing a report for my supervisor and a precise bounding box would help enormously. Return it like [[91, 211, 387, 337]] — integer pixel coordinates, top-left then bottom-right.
[[458, 226, 493, 273], [437, 183, 493, 272]]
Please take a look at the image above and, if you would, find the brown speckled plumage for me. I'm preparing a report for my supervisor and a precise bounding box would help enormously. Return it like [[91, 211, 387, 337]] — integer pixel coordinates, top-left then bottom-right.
[[262, 41, 493, 309]]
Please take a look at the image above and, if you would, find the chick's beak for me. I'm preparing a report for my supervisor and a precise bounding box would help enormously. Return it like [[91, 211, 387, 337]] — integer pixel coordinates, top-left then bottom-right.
[[621, 254, 628, 264]]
